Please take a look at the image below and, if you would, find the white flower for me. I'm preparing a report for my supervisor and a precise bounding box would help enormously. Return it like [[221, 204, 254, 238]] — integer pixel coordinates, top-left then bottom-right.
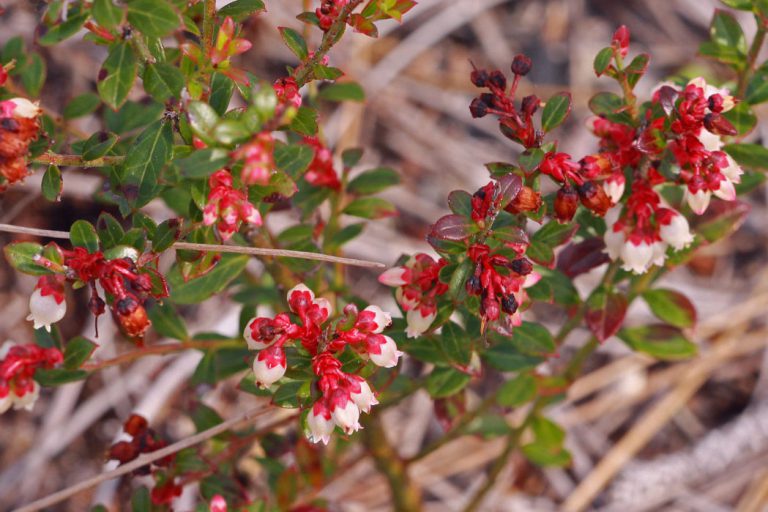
[[698, 128, 723, 151], [378, 266, 409, 286], [685, 188, 711, 215], [722, 155, 743, 183], [660, 212, 694, 250], [396, 287, 419, 311], [307, 408, 335, 445], [243, 319, 272, 351], [350, 379, 378, 413], [405, 309, 435, 338], [650, 241, 668, 267], [252, 352, 286, 388], [369, 335, 403, 368], [9, 98, 41, 118], [27, 289, 66, 332], [620, 240, 653, 274], [604, 226, 625, 260], [287, 283, 314, 302], [0, 393, 12, 415], [604, 177, 625, 204], [713, 177, 736, 201], [363, 305, 391, 333], [314, 297, 333, 318], [331, 400, 361, 435], [13, 382, 40, 411]]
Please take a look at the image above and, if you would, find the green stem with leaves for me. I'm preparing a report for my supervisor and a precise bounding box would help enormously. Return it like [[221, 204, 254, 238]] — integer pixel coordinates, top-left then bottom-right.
[[737, 24, 767, 98]]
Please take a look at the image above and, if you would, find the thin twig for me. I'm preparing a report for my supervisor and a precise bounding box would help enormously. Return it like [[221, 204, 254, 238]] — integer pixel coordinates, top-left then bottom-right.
[[31, 153, 124, 168], [12, 406, 282, 512], [0, 223, 386, 268]]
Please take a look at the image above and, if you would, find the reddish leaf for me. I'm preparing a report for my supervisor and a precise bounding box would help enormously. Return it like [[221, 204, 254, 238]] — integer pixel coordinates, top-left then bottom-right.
[[557, 237, 610, 277], [642, 288, 697, 328], [430, 214, 473, 241], [585, 286, 627, 342], [495, 173, 522, 209]]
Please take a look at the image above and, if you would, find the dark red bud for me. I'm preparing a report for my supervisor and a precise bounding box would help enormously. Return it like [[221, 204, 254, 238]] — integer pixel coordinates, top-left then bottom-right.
[[520, 95, 539, 116], [470, 68, 489, 87], [708, 94, 724, 113], [488, 70, 507, 90], [554, 185, 579, 223], [510, 258, 533, 275], [88, 294, 106, 316], [511, 54, 532, 76], [703, 113, 737, 136], [123, 413, 149, 436], [469, 98, 488, 118], [612, 25, 630, 58], [107, 441, 139, 463], [466, 275, 482, 294], [501, 294, 519, 315], [481, 296, 500, 321]]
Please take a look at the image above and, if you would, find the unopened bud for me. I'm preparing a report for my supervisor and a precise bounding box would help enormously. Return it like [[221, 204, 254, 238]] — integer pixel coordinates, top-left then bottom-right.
[[470, 68, 489, 87], [510, 258, 533, 275], [554, 185, 579, 223], [466, 275, 482, 294], [469, 97, 488, 118], [577, 181, 611, 216], [107, 441, 139, 464], [520, 94, 539, 116], [114, 297, 151, 339], [501, 294, 518, 315], [505, 186, 542, 213], [703, 113, 737, 136], [511, 54, 532, 76], [488, 70, 507, 90]]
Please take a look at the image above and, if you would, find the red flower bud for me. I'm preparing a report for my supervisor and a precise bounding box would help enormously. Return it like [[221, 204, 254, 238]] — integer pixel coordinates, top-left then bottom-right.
[[114, 296, 151, 339], [703, 113, 738, 136], [469, 97, 489, 118], [511, 54, 532, 76], [577, 181, 611, 216], [520, 95, 539, 116], [107, 441, 139, 464], [501, 294, 518, 315], [510, 257, 533, 275], [554, 185, 579, 223], [488, 70, 507, 90], [470, 67, 489, 87], [123, 414, 149, 437]]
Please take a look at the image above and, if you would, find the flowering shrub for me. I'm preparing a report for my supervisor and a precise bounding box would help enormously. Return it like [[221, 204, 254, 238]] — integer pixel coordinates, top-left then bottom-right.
[[1, 0, 767, 510]]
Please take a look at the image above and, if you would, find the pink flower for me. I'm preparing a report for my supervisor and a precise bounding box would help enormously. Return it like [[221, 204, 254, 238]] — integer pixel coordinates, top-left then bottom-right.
[[252, 345, 286, 387], [368, 335, 402, 368]]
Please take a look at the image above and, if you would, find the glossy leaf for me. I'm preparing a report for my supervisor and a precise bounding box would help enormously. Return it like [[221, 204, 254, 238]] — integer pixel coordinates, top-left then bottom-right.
[[63, 93, 101, 120], [122, 120, 174, 207], [82, 131, 118, 161], [447, 190, 472, 217], [497, 373, 536, 407], [41, 165, 62, 202], [429, 214, 473, 241], [7, 243, 53, 276], [343, 197, 398, 219], [593, 47, 614, 76], [618, 324, 697, 360], [642, 288, 697, 328], [92, 0, 123, 29], [274, 143, 314, 179], [97, 42, 138, 110], [35, 368, 88, 386], [70, 220, 100, 253], [147, 301, 188, 340], [127, 0, 179, 37], [556, 237, 610, 277], [441, 322, 471, 365], [63, 337, 98, 370], [585, 286, 627, 342], [723, 143, 768, 169], [541, 92, 571, 132], [143, 62, 184, 102], [279, 27, 308, 60], [170, 254, 249, 304], [426, 367, 471, 398], [347, 167, 400, 195], [218, 0, 266, 19], [318, 82, 365, 102]]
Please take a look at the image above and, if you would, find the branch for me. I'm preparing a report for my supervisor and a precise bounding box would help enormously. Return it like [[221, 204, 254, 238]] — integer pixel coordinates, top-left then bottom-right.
[[81, 339, 241, 371], [32, 153, 125, 168], [13, 406, 289, 512], [292, 0, 364, 87], [0, 223, 386, 269]]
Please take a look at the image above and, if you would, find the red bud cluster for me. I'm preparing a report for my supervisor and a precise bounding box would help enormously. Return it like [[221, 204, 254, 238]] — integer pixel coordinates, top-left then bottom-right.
[[0, 98, 41, 191]]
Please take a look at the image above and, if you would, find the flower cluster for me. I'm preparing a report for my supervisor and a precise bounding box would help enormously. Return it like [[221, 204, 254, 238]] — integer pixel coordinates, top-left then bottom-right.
[[244, 284, 399, 444], [379, 253, 448, 338], [50, 246, 168, 339], [604, 178, 694, 273], [107, 414, 179, 504], [469, 54, 539, 148], [27, 274, 66, 332], [302, 136, 341, 190], [232, 132, 276, 186], [0, 97, 41, 191], [273, 77, 303, 109], [316, 0, 349, 31], [466, 243, 537, 329], [0, 341, 62, 414], [203, 169, 263, 240]]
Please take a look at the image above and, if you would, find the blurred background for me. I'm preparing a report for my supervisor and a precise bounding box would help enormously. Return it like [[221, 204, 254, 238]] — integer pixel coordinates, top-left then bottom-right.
[[1, 0, 768, 510]]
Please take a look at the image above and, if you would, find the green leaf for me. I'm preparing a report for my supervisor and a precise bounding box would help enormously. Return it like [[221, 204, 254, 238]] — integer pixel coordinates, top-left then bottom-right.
[[618, 324, 697, 360], [585, 286, 627, 342], [63, 337, 98, 370], [70, 220, 100, 253], [347, 167, 400, 195], [326, 223, 364, 249], [97, 213, 125, 249], [176, 148, 230, 179], [343, 197, 397, 219], [152, 219, 180, 252], [482, 339, 543, 372], [426, 367, 471, 398], [511, 322, 555, 356], [131, 487, 151, 512], [625, 53, 650, 88], [39, 9, 89, 46], [532, 221, 578, 248], [441, 322, 471, 365], [289, 106, 318, 136], [279, 27, 308, 60], [588, 92, 632, 124], [593, 47, 614, 76], [273, 380, 309, 407], [746, 65, 768, 104], [447, 190, 472, 217], [191, 346, 250, 384], [147, 301, 188, 340], [526, 268, 580, 306], [82, 131, 118, 161], [210, 72, 235, 115], [212, 119, 250, 144], [143, 62, 184, 102], [719, 0, 753, 9], [318, 82, 366, 102], [218, 0, 266, 20], [21, 53, 46, 97], [4, 242, 50, 275], [63, 93, 101, 120], [105, 100, 164, 134], [448, 258, 472, 300], [41, 165, 62, 202], [723, 143, 768, 169], [170, 253, 249, 304], [35, 368, 88, 386], [541, 92, 571, 132], [642, 289, 697, 328], [97, 42, 138, 110], [342, 148, 364, 168], [497, 373, 536, 407], [92, 0, 124, 29], [722, 101, 756, 135], [127, 0, 179, 37], [122, 120, 174, 207], [274, 143, 314, 179], [709, 9, 747, 56]]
